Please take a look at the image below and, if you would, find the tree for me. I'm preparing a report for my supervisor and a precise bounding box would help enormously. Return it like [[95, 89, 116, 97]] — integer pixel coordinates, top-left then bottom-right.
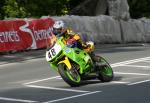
[[0, 0, 5, 19], [128, 0, 150, 18], [2, 0, 150, 19], [0, 0, 84, 19], [2, 0, 28, 18]]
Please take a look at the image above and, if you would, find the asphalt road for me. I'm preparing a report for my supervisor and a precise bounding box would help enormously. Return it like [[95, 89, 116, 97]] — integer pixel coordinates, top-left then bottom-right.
[[0, 44, 150, 103]]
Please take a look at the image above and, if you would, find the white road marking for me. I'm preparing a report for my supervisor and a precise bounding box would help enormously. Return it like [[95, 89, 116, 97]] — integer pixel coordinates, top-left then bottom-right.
[[24, 76, 60, 85], [0, 97, 37, 103], [111, 56, 150, 67], [43, 91, 101, 103], [122, 65, 150, 69], [22, 56, 150, 95], [55, 77, 62, 80], [26, 85, 90, 93], [110, 81, 129, 84], [1, 56, 150, 103], [24, 57, 150, 85], [142, 61, 150, 63], [128, 79, 150, 85], [114, 72, 150, 76]]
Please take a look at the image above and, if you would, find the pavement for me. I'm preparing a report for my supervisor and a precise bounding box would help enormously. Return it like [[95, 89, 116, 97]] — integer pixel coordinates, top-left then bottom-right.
[[0, 49, 46, 65]]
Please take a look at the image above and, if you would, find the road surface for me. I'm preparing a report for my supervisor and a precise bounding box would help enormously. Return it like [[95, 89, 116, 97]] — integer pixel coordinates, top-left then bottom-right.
[[0, 44, 150, 103]]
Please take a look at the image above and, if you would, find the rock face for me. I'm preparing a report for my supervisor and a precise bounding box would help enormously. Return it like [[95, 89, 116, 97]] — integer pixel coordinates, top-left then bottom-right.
[[53, 0, 150, 44], [69, 0, 102, 16], [53, 15, 150, 44], [108, 0, 130, 20], [70, 0, 130, 20], [53, 15, 122, 44], [120, 19, 145, 43]]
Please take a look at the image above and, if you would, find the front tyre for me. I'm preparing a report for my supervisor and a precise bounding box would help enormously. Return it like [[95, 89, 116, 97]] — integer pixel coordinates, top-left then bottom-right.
[[97, 57, 114, 82], [58, 63, 81, 87]]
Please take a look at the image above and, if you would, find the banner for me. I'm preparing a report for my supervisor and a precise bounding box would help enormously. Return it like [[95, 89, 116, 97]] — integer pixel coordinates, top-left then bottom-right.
[[0, 17, 54, 52]]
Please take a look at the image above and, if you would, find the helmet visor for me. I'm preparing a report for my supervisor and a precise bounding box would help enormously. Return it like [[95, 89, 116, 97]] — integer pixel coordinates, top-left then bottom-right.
[[53, 28, 62, 34]]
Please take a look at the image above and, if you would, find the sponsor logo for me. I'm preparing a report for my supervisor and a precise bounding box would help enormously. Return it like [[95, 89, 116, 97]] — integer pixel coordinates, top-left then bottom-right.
[[0, 31, 20, 43], [33, 27, 53, 41]]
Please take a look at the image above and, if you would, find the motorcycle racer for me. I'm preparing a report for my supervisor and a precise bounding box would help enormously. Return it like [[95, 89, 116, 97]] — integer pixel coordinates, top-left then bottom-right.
[[51, 20, 100, 63]]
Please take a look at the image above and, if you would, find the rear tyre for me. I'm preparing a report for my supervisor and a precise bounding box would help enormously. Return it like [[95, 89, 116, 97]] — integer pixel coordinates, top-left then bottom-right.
[[58, 63, 81, 87], [97, 57, 114, 82]]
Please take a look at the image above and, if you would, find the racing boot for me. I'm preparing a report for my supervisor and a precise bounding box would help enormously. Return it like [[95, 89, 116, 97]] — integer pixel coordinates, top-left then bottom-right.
[[90, 52, 107, 71]]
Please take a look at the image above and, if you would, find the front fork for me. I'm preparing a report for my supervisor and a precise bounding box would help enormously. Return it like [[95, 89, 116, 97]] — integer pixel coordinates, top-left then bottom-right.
[[58, 57, 72, 70]]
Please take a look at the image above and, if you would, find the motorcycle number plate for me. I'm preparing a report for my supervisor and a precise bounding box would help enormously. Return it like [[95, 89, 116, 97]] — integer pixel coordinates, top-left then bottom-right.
[[46, 43, 62, 61]]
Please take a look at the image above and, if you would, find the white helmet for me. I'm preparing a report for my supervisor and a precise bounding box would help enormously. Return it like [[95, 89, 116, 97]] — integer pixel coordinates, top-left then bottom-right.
[[53, 20, 65, 29]]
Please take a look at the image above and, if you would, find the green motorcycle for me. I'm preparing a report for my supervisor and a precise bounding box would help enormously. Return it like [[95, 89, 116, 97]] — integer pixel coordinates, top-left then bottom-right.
[[46, 37, 114, 87]]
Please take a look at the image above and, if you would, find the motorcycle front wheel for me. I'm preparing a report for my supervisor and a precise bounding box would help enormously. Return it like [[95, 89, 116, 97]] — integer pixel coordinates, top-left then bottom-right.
[[58, 63, 81, 87]]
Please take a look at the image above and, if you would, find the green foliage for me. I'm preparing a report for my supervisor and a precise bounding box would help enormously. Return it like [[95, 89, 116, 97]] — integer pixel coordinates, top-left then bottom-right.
[[2, 0, 28, 18], [128, 0, 150, 18], [0, 0, 5, 19], [0, 0, 85, 19], [1, 0, 150, 19]]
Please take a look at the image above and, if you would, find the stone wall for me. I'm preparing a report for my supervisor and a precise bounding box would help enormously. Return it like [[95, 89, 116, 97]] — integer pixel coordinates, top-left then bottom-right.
[[52, 15, 150, 44]]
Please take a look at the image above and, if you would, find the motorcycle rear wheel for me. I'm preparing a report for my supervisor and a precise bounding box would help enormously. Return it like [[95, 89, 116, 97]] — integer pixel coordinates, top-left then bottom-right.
[[97, 57, 114, 82], [58, 63, 81, 87]]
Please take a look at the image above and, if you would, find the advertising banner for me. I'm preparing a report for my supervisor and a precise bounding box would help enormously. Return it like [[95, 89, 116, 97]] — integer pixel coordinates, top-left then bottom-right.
[[0, 17, 54, 52]]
